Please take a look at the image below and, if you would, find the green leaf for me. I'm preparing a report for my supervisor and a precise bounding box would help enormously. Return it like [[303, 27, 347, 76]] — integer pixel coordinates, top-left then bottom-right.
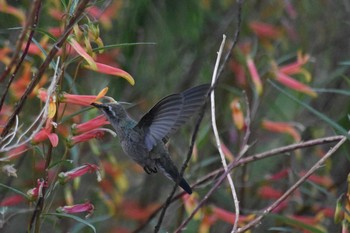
[[32, 27, 57, 42], [67, 42, 156, 65], [269, 80, 349, 137], [48, 159, 73, 169], [0, 183, 28, 199], [70, 215, 112, 233], [44, 212, 96, 233], [270, 214, 327, 233], [92, 42, 156, 53], [313, 88, 350, 96]]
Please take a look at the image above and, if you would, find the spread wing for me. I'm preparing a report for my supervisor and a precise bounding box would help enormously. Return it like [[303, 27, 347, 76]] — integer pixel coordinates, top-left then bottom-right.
[[136, 84, 210, 151]]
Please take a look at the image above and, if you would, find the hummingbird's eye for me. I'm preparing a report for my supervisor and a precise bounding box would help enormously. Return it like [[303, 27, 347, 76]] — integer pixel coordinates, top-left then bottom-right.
[[106, 105, 117, 118]]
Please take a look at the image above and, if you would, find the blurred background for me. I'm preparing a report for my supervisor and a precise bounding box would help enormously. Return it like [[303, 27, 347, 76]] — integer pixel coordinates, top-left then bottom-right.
[[1, 0, 350, 232]]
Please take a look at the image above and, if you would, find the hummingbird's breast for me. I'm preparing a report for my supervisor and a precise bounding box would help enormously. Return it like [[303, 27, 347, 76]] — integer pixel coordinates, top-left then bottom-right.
[[120, 129, 153, 167]]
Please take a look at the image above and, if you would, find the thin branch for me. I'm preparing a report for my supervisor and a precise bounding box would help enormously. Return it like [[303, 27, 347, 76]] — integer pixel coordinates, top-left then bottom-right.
[[0, 0, 91, 140], [236, 134, 348, 232], [210, 35, 240, 232]]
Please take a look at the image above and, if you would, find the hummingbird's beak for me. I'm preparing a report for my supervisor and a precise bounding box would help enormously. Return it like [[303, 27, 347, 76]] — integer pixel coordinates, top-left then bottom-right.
[[91, 102, 103, 108]]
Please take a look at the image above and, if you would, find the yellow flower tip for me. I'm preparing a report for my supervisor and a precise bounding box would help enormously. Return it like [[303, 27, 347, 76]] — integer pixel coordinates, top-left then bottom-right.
[[307, 89, 318, 98], [123, 73, 135, 86], [48, 102, 56, 119], [96, 87, 109, 99], [299, 68, 312, 82]]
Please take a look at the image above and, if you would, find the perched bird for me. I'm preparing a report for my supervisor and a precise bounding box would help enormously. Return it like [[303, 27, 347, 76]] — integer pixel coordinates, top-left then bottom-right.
[[91, 84, 210, 194]]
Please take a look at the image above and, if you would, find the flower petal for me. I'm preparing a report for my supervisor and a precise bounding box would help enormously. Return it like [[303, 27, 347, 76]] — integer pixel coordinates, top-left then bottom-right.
[[47, 133, 59, 147]]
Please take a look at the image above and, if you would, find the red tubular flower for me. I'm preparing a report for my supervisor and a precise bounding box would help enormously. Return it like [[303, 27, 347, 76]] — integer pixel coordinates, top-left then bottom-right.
[[72, 115, 109, 135], [249, 21, 282, 39], [58, 163, 100, 184], [262, 119, 301, 142], [258, 186, 283, 199], [0, 144, 28, 161], [69, 38, 135, 85], [32, 119, 59, 147], [59, 87, 108, 106], [266, 168, 289, 181], [211, 206, 255, 225], [0, 194, 24, 206], [57, 201, 94, 218], [67, 129, 106, 147], [85, 62, 135, 85], [275, 70, 317, 97], [246, 56, 263, 95], [271, 52, 317, 97]]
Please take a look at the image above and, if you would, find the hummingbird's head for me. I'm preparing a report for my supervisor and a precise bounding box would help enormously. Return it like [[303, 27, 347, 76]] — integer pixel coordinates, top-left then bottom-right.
[[91, 102, 127, 121]]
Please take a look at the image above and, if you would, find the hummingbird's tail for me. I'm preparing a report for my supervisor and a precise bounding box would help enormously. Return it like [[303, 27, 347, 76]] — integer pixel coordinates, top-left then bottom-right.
[[155, 158, 192, 194]]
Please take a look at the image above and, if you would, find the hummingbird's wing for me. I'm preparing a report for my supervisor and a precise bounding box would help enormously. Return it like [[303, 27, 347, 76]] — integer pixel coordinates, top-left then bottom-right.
[[136, 84, 210, 151]]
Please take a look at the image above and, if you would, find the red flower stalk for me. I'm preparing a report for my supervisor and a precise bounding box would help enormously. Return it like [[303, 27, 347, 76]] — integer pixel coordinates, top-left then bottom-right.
[[32, 119, 59, 147], [57, 201, 94, 218], [72, 115, 109, 135], [67, 129, 106, 147], [27, 179, 48, 201], [58, 163, 100, 184]]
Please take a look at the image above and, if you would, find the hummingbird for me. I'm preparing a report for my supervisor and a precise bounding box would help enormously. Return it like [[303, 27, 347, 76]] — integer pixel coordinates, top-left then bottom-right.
[[91, 84, 210, 194]]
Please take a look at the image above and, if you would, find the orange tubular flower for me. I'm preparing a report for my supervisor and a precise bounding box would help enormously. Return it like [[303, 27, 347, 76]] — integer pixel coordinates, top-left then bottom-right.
[[57, 201, 95, 218], [72, 115, 109, 135], [58, 163, 100, 184], [230, 98, 245, 130], [262, 119, 301, 142], [32, 119, 59, 147]]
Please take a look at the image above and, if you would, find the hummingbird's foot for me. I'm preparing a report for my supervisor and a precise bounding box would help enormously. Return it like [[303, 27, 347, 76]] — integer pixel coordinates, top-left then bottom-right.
[[144, 166, 158, 174]]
